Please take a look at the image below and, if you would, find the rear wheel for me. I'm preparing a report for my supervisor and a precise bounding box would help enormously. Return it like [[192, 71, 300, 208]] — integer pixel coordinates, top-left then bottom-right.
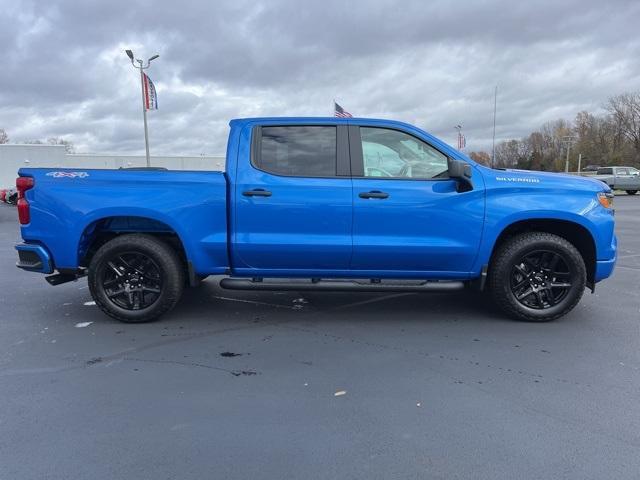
[[88, 234, 184, 323], [488, 233, 586, 322], [626, 190, 637, 195]]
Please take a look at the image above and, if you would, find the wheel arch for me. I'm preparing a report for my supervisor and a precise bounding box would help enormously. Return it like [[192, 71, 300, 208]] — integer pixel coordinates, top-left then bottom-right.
[[77, 215, 189, 271], [489, 218, 597, 288]]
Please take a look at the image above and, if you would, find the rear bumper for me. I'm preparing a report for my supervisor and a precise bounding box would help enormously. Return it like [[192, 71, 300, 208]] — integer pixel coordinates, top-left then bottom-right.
[[15, 243, 54, 274]]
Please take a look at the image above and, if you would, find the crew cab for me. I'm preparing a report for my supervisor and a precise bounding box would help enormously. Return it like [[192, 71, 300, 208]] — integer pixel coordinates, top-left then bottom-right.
[[14, 117, 617, 322], [593, 166, 640, 194]]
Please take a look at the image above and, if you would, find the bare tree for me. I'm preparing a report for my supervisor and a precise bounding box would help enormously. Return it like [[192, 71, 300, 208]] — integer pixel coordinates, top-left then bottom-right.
[[47, 137, 75, 153], [494, 140, 525, 168], [0, 128, 8, 144], [23, 137, 75, 153], [573, 111, 624, 166], [468, 151, 491, 166], [488, 94, 640, 172], [607, 92, 640, 161]]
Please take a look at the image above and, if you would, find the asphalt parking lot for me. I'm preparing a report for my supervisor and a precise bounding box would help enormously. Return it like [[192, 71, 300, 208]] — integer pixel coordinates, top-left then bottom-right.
[[1, 198, 639, 480]]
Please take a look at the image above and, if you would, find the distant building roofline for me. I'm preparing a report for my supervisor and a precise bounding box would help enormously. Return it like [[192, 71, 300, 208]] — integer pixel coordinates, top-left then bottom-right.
[[0, 144, 66, 148]]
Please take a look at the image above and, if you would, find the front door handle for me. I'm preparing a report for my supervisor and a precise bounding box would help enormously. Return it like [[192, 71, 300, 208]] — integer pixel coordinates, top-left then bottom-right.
[[359, 190, 389, 199], [243, 189, 272, 197]]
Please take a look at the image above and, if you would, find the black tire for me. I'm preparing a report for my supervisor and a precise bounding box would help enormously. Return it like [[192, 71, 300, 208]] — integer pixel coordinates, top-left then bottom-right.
[[488, 232, 586, 322], [88, 234, 185, 323], [626, 190, 637, 195]]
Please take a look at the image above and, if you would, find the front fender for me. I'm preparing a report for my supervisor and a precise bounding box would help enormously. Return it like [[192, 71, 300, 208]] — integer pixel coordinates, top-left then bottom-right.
[[472, 185, 615, 274]]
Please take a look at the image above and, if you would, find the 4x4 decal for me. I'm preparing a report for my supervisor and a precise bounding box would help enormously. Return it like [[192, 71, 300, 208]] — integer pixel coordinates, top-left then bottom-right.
[[45, 171, 90, 178]]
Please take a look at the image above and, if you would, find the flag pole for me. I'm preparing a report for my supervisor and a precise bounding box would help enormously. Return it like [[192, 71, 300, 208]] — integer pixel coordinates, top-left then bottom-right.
[[454, 124, 462, 150], [138, 62, 151, 167]]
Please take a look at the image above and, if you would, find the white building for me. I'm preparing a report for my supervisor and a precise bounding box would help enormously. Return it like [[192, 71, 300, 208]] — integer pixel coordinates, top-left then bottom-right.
[[0, 144, 225, 188]]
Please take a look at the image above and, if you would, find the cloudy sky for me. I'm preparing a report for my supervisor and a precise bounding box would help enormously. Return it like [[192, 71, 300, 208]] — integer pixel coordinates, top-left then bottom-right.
[[1, 0, 638, 155]]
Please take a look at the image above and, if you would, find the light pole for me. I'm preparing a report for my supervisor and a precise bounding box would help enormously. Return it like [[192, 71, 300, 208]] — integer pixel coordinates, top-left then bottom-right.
[[125, 49, 159, 167], [491, 85, 497, 168]]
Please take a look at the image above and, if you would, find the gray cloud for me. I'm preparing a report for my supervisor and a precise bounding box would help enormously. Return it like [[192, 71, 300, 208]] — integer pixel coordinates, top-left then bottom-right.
[[1, 0, 639, 155]]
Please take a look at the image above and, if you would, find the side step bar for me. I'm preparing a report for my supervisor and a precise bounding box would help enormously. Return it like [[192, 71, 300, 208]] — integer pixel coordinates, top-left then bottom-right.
[[219, 278, 465, 292]]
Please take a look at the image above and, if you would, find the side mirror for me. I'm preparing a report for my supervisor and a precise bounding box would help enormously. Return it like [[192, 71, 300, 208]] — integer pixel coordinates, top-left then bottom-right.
[[448, 158, 473, 191], [448, 158, 472, 179]]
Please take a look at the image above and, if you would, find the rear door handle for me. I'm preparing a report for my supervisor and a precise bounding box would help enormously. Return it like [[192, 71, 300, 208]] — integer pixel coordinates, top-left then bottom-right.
[[243, 189, 272, 197], [359, 190, 389, 199]]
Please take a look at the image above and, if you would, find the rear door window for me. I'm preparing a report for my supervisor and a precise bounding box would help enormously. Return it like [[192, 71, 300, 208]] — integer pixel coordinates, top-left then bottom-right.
[[256, 126, 337, 177]]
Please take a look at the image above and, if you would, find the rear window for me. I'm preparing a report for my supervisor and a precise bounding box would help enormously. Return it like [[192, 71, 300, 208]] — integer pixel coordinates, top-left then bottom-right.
[[257, 126, 337, 177]]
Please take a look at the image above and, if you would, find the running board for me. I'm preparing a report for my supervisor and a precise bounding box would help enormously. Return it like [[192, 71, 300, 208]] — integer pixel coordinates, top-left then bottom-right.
[[219, 278, 465, 292]]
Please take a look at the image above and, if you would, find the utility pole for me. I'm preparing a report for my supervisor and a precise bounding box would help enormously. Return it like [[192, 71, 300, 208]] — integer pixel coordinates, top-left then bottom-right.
[[562, 135, 576, 173], [491, 85, 497, 168], [577, 153, 582, 173], [125, 49, 159, 167]]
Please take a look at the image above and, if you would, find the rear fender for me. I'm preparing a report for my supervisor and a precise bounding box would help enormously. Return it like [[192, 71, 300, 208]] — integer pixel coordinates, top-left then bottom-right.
[[76, 208, 194, 266]]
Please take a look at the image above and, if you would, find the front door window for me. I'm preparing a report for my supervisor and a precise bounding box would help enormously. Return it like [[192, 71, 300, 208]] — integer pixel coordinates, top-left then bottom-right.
[[360, 127, 448, 179]]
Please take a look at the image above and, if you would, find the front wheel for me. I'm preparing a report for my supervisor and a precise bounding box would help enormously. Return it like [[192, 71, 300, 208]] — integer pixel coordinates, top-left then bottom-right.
[[488, 233, 586, 322], [88, 234, 185, 323], [626, 190, 637, 195]]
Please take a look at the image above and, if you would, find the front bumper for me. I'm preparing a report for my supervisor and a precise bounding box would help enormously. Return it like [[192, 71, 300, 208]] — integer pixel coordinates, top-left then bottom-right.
[[595, 257, 616, 282], [15, 243, 54, 274], [594, 235, 617, 282]]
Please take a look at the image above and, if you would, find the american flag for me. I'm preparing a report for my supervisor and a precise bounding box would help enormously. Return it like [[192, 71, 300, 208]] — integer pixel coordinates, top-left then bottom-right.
[[334, 102, 353, 118]]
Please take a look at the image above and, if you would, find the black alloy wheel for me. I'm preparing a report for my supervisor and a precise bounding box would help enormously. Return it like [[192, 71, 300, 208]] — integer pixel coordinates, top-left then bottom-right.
[[510, 250, 572, 310], [488, 232, 586, 322], [101, 252, 163, 311], [88, 234, 184, 323]]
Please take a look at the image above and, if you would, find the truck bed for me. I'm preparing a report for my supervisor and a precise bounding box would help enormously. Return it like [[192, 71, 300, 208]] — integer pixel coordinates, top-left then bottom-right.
[[18, 168, 229, 275]]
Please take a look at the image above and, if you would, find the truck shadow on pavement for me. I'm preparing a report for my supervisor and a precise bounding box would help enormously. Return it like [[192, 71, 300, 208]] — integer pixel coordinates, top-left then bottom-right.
[[171, 279, 516, 327]]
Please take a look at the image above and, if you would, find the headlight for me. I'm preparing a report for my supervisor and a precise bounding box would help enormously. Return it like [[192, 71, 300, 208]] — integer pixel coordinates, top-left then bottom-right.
[[597, 191, 614, 209]]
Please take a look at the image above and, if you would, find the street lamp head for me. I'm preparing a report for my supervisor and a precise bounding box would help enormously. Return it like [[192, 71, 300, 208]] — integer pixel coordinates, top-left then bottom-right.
[[148, 54, 159, 62], [125, 49, 134, 60]]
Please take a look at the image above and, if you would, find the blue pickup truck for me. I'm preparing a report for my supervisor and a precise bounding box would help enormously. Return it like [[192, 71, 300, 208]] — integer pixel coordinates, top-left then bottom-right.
[[14, 117, 617, 323]]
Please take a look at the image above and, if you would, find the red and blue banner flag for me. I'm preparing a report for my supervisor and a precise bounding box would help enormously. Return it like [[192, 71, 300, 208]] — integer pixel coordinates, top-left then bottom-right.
[[143, 73, 158, 110]]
